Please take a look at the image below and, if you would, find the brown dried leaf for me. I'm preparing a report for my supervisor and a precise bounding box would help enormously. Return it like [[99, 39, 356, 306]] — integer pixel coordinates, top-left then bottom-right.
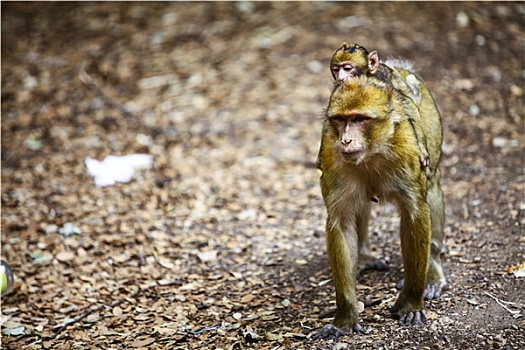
[[55, 251, 75, 262], [240, 294, 254, 303], [130, 337, 155, 348]]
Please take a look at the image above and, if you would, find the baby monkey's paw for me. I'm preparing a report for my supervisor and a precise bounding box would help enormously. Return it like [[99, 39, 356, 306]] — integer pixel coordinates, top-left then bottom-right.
[[420, 154, 430, 170]]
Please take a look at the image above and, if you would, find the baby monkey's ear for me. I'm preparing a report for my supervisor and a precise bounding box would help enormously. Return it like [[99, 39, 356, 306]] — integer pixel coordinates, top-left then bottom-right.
[[368, 51, 380, 74]]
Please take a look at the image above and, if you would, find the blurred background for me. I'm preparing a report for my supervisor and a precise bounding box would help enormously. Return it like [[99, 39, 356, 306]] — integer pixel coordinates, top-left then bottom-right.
[[1, 2, 524, 349]]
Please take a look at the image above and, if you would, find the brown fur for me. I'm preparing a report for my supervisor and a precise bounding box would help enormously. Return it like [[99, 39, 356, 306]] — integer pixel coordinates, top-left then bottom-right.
[[315, 74, 446, 338]]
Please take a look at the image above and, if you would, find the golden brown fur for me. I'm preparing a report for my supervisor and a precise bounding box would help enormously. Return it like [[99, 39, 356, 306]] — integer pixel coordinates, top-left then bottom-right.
[[315, 74, 445, 338]]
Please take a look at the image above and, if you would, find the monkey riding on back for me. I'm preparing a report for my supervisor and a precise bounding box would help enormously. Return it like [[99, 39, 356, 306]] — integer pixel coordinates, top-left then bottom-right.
[[314, 43, 446, 339]]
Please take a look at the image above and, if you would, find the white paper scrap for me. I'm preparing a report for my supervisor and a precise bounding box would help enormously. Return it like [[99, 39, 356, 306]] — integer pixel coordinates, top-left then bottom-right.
[[85, 154, 153, 187]]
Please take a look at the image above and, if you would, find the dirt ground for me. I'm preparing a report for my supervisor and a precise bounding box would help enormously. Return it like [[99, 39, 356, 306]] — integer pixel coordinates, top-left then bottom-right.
[[1, 2, 524, 350]]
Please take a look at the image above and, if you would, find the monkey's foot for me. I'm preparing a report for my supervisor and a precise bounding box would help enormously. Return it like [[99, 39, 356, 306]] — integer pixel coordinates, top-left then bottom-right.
[[312, 323, 364, 340], [423, 279, 446, 300], [425, 260, 447, 299], [358, 254, 388, 275], [395, 309, 427, 326], [396, 278, 446, 300]]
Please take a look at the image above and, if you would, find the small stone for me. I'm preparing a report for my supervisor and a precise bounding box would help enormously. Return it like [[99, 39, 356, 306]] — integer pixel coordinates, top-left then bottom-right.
[[468, 104, 480, 117], [492, 137, 507, 148], [456, 11, 469, 27], [44, 224, 59, 234]]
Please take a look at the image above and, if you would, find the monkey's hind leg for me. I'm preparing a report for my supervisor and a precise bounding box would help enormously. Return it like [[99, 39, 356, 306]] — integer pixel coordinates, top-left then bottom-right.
[[424, 172, 447, 300], [396, 173, 447, 300], [357, 203, 389, 275]]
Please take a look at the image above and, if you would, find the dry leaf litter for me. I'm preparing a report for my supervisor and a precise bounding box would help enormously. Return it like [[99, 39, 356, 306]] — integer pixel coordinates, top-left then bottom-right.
[[1, 2, 524, 349]]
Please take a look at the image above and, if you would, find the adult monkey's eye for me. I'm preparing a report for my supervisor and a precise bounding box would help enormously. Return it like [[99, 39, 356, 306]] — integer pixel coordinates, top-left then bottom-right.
[[353, 115, 371, 123], [331, 116, 347, 123]]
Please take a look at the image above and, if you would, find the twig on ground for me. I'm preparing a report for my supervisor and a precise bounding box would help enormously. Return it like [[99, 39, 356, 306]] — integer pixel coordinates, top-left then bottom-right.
[[484, 291, 521, 315], [78, 61, 135, 119], [181, 323, 222, 335]]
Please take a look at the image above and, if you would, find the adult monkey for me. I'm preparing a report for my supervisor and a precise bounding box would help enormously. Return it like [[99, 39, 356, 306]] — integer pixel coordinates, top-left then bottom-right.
[[314, 49, 446, 338]]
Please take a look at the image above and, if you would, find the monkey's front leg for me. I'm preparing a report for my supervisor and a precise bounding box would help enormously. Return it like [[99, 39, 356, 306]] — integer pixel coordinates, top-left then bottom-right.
[[314, 214, 364, 339], [392, 202, 432, 325]]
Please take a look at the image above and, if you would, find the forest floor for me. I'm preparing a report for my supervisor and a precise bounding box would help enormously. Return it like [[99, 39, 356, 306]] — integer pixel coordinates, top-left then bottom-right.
[[1, 2, 524, 350]]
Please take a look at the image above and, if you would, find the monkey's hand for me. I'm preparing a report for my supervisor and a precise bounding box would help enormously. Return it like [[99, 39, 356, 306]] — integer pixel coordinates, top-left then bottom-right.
[[396, 310, 427, 326], [312, 323, 365, 340], [420, 154, 430, 170], [391, 294, 428, 326]]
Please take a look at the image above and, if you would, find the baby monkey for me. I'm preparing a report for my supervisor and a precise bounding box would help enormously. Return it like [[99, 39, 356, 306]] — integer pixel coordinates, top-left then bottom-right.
[[330, 43, 430, 170], [315, 53, 446, 339]]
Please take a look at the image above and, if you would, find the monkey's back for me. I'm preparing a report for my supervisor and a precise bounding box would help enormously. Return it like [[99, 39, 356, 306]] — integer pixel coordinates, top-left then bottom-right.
[[385, 64, 443, 172]]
